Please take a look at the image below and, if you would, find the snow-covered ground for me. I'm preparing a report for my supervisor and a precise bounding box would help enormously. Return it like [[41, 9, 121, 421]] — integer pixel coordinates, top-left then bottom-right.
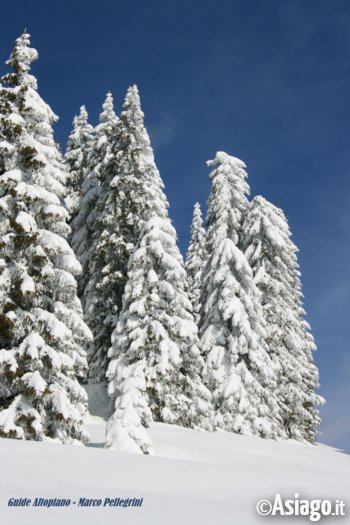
[[0, 414, 349, 525]]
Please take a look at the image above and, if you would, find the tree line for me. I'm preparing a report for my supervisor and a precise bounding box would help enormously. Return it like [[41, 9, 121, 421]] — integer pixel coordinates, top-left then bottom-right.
[[0, 33, 324, 453]]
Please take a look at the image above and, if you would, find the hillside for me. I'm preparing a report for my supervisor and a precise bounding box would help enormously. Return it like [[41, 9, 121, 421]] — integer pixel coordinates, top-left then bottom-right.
[[0, 414, 349, 525]]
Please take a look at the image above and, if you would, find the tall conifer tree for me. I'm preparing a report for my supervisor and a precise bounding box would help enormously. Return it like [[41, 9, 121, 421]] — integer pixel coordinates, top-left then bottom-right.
[[186, 202, 207, 325], [65, 105, 95, 216], [69, 93, 118, 302], [106, 217, 212, 453], [85, 85, 167, 383], [242, 196, 324, 442], [0, 33, 91, 443], [93, 92, 118, 183], [200, 152, 283, 438]]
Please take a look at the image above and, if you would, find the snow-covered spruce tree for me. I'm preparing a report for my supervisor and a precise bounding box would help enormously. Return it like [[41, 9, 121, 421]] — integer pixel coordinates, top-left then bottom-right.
[[65, 105, 95, 217], [106, 217, 213, 453], [105, 357, 154, 454], [69, 93, 118, 302], [85, 85, 168, 383], [93, 92, 118, 182], [200, 152, 283, 438], [0, 33, 91, 443], [242, 196, 324, 442], [185, 202, 207, 325]]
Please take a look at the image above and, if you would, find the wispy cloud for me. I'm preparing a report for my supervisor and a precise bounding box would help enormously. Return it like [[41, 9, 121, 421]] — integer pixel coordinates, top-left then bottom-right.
[[148, 112, 178, 151]]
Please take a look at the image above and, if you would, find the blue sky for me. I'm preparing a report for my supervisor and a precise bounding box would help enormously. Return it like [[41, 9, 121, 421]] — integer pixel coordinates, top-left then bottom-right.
[[1, 0, 349, 450]]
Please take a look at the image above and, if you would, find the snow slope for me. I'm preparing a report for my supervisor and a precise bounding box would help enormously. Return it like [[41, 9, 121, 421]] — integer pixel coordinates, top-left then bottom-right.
[[0, 415, 349, 525]]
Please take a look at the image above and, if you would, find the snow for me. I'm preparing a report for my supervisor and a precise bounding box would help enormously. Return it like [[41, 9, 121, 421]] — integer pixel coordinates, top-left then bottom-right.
[[39, 230, 82, 275], [0, 408, 24, 439], [21, 371, 47, 395], [20, 273, 35, 294], [15, 211, 37, 233], [15, 181, 61, 206], [7, 113, 26, 125], [0, 418, 349, 525], [0, 168, 23, 183], [208, 150, 247, 169]]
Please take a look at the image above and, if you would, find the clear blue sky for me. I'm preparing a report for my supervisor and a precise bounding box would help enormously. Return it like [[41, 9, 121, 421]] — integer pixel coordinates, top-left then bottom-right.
[[1, 0, 349, 450]]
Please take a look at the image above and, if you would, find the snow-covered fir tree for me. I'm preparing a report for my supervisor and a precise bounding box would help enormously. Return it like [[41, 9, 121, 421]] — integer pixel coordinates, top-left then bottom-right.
[[69, 93, 118, 302], [106, 216, 213, 453], [65, 105, 95, 216], [200, 152, 284, 438], [69, 170, 100, 301], [105, 357, 154, 454], [93, 92, 118, 182], [185, 202, 207, 325], [0, 33, 91, 443], [242, 196, 324, 442], [84, 85, 168, 383]]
